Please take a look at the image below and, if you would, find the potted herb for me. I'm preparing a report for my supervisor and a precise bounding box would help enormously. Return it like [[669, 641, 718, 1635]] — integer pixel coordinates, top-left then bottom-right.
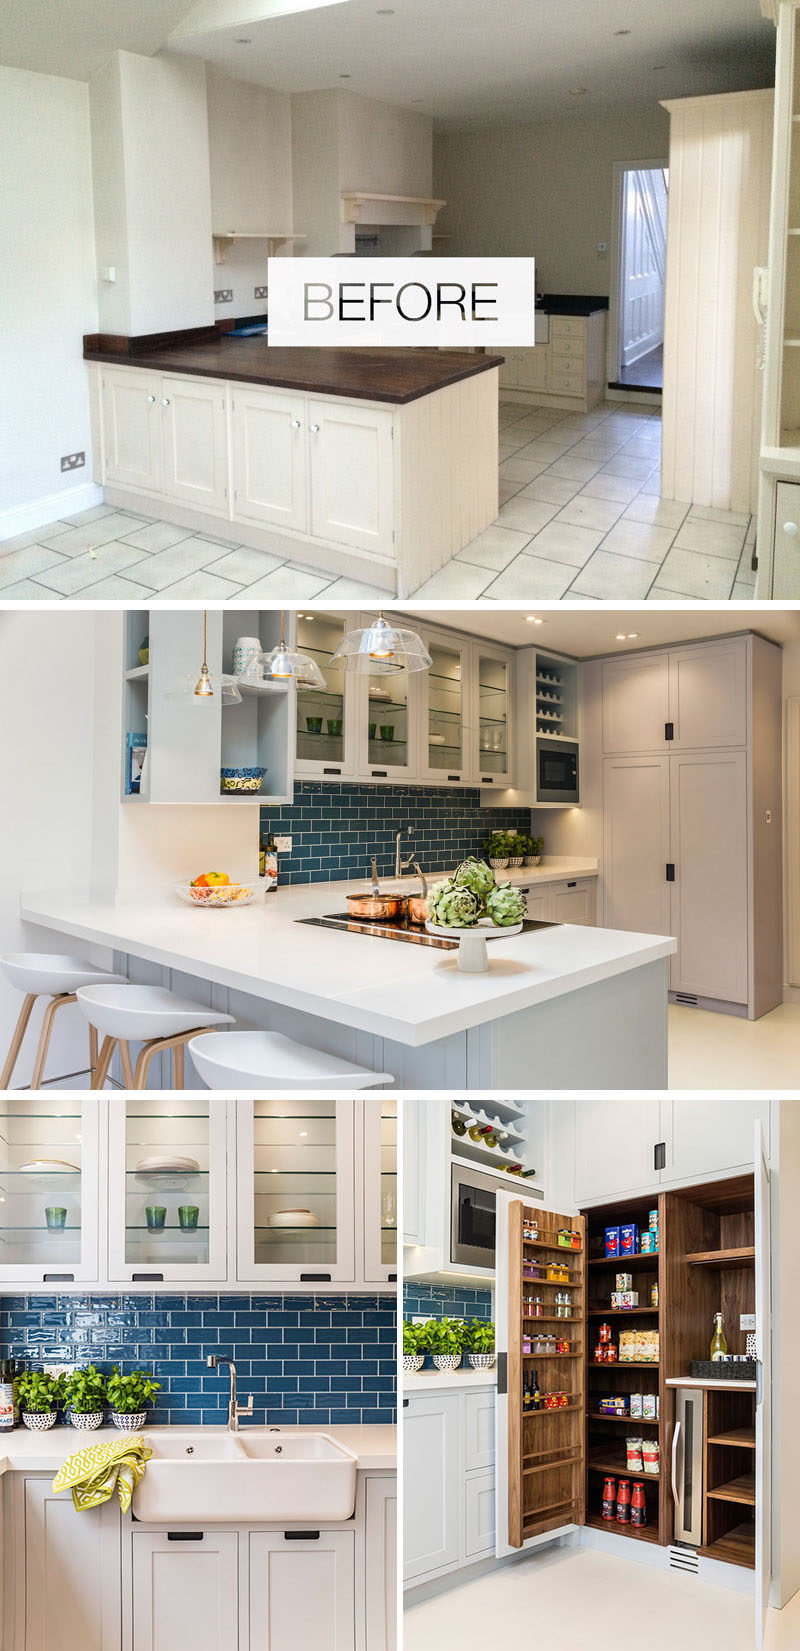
[[525, 834, 544, 867], [421, 1317, 466, 1373], [106, 1367, 161, 1431], [465, 1320, 496, 1371], [485, 831, 512, 870], [63, 1364, 107, 1430], [402, 1322, 425, 1374], [17, 1369, 64, 1431], [507, 832, 529, 869]]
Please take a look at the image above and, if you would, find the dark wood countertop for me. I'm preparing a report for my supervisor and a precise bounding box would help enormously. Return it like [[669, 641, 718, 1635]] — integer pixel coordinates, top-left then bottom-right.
[[83, 337, 505, 405]]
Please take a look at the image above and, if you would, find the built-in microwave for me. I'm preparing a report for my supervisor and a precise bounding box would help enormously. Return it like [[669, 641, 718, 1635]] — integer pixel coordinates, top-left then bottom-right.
[[451, 1163, 497, 1270], [536, 736, 579, 805]]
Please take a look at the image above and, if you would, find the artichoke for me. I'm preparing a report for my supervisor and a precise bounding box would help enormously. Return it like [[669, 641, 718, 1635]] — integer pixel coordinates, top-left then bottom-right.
[[486, 882, 526, 927], [453, 858, 496, 902], [428, 879, 482, 928]]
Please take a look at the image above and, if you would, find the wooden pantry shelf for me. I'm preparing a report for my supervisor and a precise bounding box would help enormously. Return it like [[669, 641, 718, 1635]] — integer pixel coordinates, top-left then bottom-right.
[[523, 1453, 582, 1476], [587, 1307, 659, 1317], [522, 1402, 582, 1417], [522, 1446, 581, 1469], [587, 1455, 659, 1477], [685, 1246, 755, 1268], [707, 1473, 755, 1506], [699, 1519, 755, 1569], [522, 1498, 576, 1535], [707, 1427, 756, 1450], [588, 1412, 659, 1427], [590, 1361, 660, 1369], [588, 1252, 659, 1267], [584, 1511, 660, 1544], [524, 1351, 582, 1360]]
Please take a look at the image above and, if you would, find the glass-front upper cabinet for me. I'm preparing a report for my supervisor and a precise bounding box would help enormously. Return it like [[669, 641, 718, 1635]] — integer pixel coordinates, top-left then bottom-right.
[[236, 1099, 355, 1283], [107, 1099, 228, 1284], [354, 612, 418, 783], [294, 610, 357, 779], [421, 631, 470, 785], [0, 1099, 99, 1284], [362, 1099, 398, 1284], [472, 643, 514, 789]]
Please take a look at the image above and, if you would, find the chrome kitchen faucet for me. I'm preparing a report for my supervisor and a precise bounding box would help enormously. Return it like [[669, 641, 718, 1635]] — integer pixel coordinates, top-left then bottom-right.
[[395, 826, 415, 878], [206, 1353, 254, 1432]]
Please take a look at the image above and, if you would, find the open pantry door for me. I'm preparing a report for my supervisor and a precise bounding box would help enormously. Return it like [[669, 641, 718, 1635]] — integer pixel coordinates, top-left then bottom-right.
[[754, 1120, 771, 1649], [496, 1193, 585, 1556]]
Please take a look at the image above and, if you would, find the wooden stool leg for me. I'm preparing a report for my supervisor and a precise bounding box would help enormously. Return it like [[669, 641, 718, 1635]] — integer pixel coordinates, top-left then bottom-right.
[[132, 1041, 156, 1091], [0, 993, 37, 1089], [29, 993, 77, 1091], [119, 1041, 135, 1090], [88, 1024, 98, 1079], [92, 1036, 117, 1090], [173, 1043, 185, 1089]]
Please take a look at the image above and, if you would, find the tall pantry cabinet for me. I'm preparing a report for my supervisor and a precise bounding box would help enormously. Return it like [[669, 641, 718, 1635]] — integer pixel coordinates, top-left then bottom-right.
[[600, 634, 782, 1018]]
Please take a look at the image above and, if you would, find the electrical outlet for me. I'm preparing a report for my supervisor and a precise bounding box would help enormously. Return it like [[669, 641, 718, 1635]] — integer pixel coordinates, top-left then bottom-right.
[[740, 1313, 756, 1332], [275, 835, 292, 853], [254, 285, 268, 300], [214, 288, 233, 303], [100, 264, 116, 283], [60, 451, 85, 472]]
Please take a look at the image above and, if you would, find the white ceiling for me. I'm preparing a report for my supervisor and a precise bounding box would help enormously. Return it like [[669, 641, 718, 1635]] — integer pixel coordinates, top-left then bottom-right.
[[397, 606, 800, 656], [0, 0, 775, 125], [168, 0, 775, 127]]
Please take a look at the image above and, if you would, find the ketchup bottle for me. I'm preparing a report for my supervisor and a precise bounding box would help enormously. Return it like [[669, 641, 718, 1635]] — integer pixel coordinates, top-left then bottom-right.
[[616, 1478, 631, 1524], [631, 1481, 647, 1527], [602, 1477, 616, 1520]]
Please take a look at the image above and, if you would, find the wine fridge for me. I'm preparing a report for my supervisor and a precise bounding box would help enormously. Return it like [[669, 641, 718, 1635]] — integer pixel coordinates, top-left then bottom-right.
[[671, 1386, 704, 1546]]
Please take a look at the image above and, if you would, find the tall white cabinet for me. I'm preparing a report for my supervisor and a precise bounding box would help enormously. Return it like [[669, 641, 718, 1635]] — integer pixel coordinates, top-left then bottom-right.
[[600, 634, 782, 1018]]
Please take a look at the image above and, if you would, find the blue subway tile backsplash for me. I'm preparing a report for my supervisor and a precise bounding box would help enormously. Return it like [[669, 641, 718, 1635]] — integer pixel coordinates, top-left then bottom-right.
[[261, 782, 533, 886], [403, 1282, 493, 1321], [1, 1294, 396, 1428]]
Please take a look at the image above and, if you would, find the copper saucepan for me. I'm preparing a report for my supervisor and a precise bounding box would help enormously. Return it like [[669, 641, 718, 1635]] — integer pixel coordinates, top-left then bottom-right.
[[345, 891, 408, 922], [407, 861, 430, 926]]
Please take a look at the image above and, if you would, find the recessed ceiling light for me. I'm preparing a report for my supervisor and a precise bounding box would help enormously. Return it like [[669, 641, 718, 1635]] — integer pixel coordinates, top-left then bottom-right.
[[627, 632, 639, 639], [569, 88, 587, 97], [525, 615, 544, 624], [615, 633, 627, 640], [236, 37, 251, 44], [339, 72, 352, 78], [614, 28, 631, 36], [376, 6, 395, 12]]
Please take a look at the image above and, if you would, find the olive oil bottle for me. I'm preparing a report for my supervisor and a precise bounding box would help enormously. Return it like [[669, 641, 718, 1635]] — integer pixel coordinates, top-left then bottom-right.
[[710, 1312, 728, 1362]]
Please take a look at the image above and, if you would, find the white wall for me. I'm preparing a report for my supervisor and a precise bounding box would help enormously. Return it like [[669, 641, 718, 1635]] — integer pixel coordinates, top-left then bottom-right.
[[433, 103, 669, 293], [207, 66, 293, 319], [291, 89, 349, 257], [89, 55, 131, 337], [0, 67, 100, 540], [292, 88, 433, 254]]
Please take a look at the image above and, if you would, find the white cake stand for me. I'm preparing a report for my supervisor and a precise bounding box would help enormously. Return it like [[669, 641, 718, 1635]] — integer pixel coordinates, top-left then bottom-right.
[[425, 918, 523, 973]]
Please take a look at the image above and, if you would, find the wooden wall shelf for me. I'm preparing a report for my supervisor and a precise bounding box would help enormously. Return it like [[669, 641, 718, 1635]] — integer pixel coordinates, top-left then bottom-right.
[[685, 1246, 755, 1268], [707, 1473, 755, 1506], [587, 1252, 659, 1268]]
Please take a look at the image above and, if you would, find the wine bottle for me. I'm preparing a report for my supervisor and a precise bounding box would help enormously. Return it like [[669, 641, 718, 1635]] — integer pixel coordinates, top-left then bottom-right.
[[451, 1112, 466, 1137], [468, 1124, 484, 1142], [710, 1312, 728, 1362]]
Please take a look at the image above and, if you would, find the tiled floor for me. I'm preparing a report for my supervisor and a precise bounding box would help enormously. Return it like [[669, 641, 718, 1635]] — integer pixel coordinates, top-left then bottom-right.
[[0, 401, 755, 602]]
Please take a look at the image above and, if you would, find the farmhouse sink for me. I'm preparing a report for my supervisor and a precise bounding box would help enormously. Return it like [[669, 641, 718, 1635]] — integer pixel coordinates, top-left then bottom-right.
[[131, 1431, 358, 1524]]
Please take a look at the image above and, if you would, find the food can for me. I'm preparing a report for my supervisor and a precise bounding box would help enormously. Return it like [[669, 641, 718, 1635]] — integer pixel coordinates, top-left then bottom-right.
[[642, 1394, 657, 1419], [649, 1209, 659, 1232], [639, 1231, 654, 1254], [616, 1273, 633, 1292], [650, 1284, 659, 1308], [630, 1393, 643, 1418]]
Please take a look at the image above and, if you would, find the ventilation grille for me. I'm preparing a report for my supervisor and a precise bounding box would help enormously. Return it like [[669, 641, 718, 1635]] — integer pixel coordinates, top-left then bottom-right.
[[668, 1545, 700, 1576], [675, 993, 698, 1007]]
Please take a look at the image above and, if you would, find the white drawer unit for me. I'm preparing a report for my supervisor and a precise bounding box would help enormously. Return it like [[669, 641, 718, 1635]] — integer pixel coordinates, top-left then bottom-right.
[[550, 316, 586, 341], [499, 312, 607, 412], [519, 877, 597, 927]]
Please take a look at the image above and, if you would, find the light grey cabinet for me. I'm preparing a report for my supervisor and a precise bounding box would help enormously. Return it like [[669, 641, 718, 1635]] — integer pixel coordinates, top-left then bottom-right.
[[249, 1531, 355, 1651], [602, 651, 670, 754], [519, 878, 597, 926], [131, 1529, 239, 1651], [669, 749, 749, 1004], [602, 756, 671, 937], [21, 1478, 121, 1651], [403, 1392, 459, 1582], [364, 1478, 397, 1651], [573, 1097, 772, 1203]]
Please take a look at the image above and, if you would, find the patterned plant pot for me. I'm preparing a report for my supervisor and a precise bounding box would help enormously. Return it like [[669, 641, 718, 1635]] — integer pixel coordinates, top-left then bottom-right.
[[507, 856, 524, 868], [432, 1354, 462, 1372], [488, 857, 508, 870], [22, 1410, 57, 1431], [402, 1355, 424, 1374], [111, 1410, 148, 1431], [469, 1353, 496, 1371], [69, 1410, 105, 1430], [524, 855, 542, 867]]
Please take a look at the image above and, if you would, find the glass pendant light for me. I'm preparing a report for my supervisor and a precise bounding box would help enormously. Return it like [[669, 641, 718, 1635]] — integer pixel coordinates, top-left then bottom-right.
[[167, 611, 243, 703], [194, 610, 214, 696], [262, 611, 327, 689], [329, 612, 432, 676]]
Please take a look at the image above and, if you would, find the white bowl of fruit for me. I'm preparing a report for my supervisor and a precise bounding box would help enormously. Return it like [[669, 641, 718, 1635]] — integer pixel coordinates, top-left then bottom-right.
[[175, 873, 257, 908]]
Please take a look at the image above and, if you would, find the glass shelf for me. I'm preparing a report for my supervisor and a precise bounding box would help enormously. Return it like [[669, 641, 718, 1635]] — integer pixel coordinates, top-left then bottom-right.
[[249, 1099, 344, 1274]]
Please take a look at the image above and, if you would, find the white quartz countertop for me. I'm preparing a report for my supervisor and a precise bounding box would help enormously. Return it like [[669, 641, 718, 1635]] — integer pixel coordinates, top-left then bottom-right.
[[20, 869, 674, 1048], [0, 1422, 396, 1475], [403, 1368, 497, 1394], [666, 1376, 756, 1392]]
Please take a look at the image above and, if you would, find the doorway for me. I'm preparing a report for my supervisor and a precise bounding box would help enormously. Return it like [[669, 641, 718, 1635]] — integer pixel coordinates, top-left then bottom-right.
[[608, 162, 668, 393]]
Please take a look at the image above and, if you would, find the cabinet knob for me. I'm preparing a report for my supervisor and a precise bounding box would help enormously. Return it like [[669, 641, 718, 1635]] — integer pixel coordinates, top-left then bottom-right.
[[291, 419, 301, 429], [783, 521, 799, 536], [146, 394, 156, 404], [310, 422, 320, 433], [160, 397, 170, 407]]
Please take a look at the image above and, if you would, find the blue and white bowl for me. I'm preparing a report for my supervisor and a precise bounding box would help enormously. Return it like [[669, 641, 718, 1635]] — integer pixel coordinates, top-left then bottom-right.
[[220, 766, 267, 794], [69, 1410, 104, 1430], [22, 1410, 57, 1431]]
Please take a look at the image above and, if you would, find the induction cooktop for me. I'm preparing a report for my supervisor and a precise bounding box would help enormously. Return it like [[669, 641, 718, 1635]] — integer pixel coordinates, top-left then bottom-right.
[[298, 914, 558, 948]]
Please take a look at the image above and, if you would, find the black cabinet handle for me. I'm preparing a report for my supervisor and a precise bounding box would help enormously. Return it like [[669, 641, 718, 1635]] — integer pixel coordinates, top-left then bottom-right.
[[300, 1272, 331, 1282], [284, 1531, 320, 1541], [497, 1352, 508, 1396], [388, 1273, 397, 1282], [481, 777, 494, 784], [666, 864, 675, 882], [447, 775, 459, 783], [168, 1531, 204, 1541], [654, 1142, 666, 1171], [403, 1398, 409, 1408], [323, 767, 342, 775], [665, 722, 674, 741], [567, 881, 576, 888], [371, 770, 388, 778], [133, 1272, 164, 1282], [43, 1273, 74, 1283]]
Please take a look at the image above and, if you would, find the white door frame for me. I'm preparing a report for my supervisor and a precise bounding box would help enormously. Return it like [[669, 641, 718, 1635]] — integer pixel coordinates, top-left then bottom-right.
[[607, 158, 669, 389]]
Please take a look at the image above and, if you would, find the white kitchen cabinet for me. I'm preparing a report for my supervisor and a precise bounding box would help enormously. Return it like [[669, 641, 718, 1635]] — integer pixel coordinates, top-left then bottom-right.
[[161, 377, 229, 515], [101, 368, 162, 492], [463, 1470, 496, 1560], [669, 749, 749, 1005], [236, 1099, 356, 1284], [308, 400, 394, 557], [420, 628, 471, 785], [665, 1099, 771, 1184], [249, 1531, 355, 1651], [21, 1477, 121, 1651], [668, 641, 748, 750], [572, 1099, 662, 1203], [602, 653, 671, 754], [602, 756, 671, 936], [107, 1098, 229, 1285], [516, 348, 548, 393], [231, 386, 308, 532], [463, 1388, 495, 1472], [362, 1099, 398, 1284], [521, 888, 548, 921], [364, 1479, 397, 1651], [403, 1392, 459, 1582], [0, 1099, 100, 1286], [294, 610, 358, 780], [518, 878, 597, 927], [472, 643, 514, 790], [131, 1530, 239, 1651], [356, 617, 419, 783], [402, 1098, 424, 1248], [500, 315, 606, 412]]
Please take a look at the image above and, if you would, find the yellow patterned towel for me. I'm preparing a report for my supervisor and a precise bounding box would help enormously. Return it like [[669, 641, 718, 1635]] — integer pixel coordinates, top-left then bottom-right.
[[52, 1434, 152, 1512]]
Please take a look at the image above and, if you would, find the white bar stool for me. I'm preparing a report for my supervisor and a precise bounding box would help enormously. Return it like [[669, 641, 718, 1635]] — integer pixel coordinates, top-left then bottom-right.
[[187, 1029, 393, 1091], [76, 984, 235, 1090], [0, 954, 126, 1090]]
